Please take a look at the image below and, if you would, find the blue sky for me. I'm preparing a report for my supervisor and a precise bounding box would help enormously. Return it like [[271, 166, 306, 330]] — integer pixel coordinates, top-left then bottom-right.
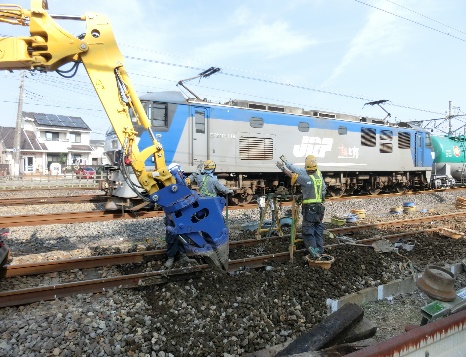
[[1, 0, 466, 139]]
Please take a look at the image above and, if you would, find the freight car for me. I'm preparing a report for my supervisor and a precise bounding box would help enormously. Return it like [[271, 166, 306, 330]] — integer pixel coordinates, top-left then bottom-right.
[[430, 135, 466, 188], [103, 91, 434, 205]]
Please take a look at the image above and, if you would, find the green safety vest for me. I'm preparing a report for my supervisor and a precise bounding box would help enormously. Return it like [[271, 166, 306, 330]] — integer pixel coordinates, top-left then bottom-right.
[[200, 175, 216, 197], [302, 170, 323, 204]]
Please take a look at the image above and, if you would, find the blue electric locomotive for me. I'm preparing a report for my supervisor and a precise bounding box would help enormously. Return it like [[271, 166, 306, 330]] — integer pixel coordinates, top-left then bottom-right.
[[104, 91, 434, 205]]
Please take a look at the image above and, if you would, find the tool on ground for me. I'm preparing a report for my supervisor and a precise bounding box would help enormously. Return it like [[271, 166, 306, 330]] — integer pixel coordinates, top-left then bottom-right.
[[256, 193, 283, 239]]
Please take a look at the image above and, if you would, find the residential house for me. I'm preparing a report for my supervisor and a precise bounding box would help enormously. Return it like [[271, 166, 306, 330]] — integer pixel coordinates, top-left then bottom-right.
[[90, 139, 109, 166], [0, 112, 94, 175]]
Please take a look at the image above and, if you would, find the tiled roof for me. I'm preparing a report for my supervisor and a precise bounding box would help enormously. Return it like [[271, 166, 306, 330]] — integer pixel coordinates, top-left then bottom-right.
[[0, 126, 48, 151], [69, 145, 93, 152]]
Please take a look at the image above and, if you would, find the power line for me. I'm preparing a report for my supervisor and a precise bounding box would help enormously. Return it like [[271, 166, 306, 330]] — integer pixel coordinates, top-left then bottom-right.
[[384, 0, 466, 36], [126, 55, 444, 115], [354, 0, 466, 42]]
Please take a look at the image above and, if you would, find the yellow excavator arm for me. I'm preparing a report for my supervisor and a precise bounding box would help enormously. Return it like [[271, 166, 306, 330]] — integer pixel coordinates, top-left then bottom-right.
[[0, 0, 230, 271], [0, 0, 174, 194]]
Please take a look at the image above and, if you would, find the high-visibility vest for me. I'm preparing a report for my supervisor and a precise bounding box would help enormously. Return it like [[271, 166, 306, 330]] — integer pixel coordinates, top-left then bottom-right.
[[200, 175, 216, 197], [302, 170, 323, 204]]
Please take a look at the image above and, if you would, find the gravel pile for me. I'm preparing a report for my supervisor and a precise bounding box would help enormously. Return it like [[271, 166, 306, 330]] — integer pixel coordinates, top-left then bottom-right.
[[0, 189, 465, 356]]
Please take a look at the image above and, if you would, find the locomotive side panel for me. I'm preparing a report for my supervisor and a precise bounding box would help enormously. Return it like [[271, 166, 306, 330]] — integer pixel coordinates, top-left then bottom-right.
[[103, 92, 434, 203]]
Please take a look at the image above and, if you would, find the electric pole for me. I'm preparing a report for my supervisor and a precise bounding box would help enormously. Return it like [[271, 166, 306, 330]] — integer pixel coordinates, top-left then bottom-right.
[[448, 100, 453, 136], [13, 71, 24, 176]]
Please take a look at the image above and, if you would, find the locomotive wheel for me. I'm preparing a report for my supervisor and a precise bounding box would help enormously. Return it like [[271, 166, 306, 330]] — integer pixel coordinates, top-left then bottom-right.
[[229, 193, 253, 206], [394, 184, 406, 193], [368, 188, 380, 195], [328, 188, 343, 197]]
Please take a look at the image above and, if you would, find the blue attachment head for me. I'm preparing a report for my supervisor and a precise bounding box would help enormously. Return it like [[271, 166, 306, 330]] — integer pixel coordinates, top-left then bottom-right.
[[150, 184, 229, 270]]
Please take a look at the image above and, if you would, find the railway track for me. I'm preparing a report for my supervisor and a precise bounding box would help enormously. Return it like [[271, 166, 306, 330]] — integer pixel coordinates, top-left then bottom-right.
[[0, 187, 464, 208], [0, 194, 108, 206], [1, 211, 464, 308], [0, 210, 164, 228]]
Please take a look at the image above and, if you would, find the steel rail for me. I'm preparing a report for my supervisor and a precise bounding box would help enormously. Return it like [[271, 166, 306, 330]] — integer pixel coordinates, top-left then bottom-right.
[[0, 252, 294, 307], [1, 211, 462, 277], [0, 224, 451, 308], [0, 210, 164, 228], [1, 203, 465, 229], [0, 195, 108, 206]]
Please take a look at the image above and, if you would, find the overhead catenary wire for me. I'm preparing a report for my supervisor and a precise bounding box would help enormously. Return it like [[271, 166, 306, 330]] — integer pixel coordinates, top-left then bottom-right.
[[354, 0, 466, 42], [126, 55, 444, 116], [384, 0, 466, 36]]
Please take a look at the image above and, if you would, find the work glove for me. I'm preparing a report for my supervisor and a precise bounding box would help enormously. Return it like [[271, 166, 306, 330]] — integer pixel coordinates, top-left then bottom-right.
[[227, 190, 234, 194], [276, 161, 285, 171]]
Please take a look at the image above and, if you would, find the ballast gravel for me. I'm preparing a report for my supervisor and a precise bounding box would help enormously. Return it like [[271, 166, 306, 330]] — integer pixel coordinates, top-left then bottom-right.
[[0, 189, 465, 356]]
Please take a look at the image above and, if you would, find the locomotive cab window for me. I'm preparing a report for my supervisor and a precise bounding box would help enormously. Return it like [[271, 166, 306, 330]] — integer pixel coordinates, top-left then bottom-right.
[[425, 133, 432, 147], [147, 103, 168, 129], [338, 126, 347, 135], [298, 122, 309, 132], [361, 128, 376, 147], [250, 117, 264, 128], [398, 132, 411, 149]]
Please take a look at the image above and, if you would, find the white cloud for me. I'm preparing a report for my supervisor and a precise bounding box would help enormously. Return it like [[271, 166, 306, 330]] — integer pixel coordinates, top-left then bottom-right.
[[196, 20, 317, 62], [324, 1, 406, 85]]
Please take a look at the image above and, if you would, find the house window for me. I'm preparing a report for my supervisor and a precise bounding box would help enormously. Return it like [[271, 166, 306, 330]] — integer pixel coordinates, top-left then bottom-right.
[[72, 155, 82, 164], [45, 132, 59, 141], [70, 132, 81, 143]]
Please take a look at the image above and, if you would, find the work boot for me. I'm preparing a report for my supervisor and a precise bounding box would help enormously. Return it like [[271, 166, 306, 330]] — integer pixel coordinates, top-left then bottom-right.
[[308, 247, 320, 259], [164, 257, 175, 268], [180, 253, 196, 264]]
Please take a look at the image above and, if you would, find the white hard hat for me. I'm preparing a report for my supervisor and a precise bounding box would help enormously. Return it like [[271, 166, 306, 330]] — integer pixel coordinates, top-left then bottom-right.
[[168, 163, 180, 171]]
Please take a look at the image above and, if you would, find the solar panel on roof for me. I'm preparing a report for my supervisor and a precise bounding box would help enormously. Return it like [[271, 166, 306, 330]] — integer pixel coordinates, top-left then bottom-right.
[[73, 118, 88, 128], [34, 113, 49, 125], [30, 112, 90, 129], [51, 115, 66, 126], [58, 115, 73, 125]]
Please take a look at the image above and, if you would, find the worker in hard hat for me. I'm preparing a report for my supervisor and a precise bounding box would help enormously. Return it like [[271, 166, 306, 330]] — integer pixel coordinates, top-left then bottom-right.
[[276, 155, 326, 259], [186, 160, 233, 197], [164, 163, 196, 268]]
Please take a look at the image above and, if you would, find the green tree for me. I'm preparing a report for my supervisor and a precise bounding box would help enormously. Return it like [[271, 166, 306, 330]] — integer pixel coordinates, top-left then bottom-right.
[[59, 153, 67, 165]]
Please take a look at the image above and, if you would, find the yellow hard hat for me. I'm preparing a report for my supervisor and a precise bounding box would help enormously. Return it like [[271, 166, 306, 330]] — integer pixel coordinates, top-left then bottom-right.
[[204, 160, 216, 170], [305, 155, 317, 171]]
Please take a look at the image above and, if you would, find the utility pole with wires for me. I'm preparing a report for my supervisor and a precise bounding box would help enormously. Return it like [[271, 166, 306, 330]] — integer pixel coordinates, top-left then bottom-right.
[[13, 70, 24, 177], [448, 101, 453, 136]]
